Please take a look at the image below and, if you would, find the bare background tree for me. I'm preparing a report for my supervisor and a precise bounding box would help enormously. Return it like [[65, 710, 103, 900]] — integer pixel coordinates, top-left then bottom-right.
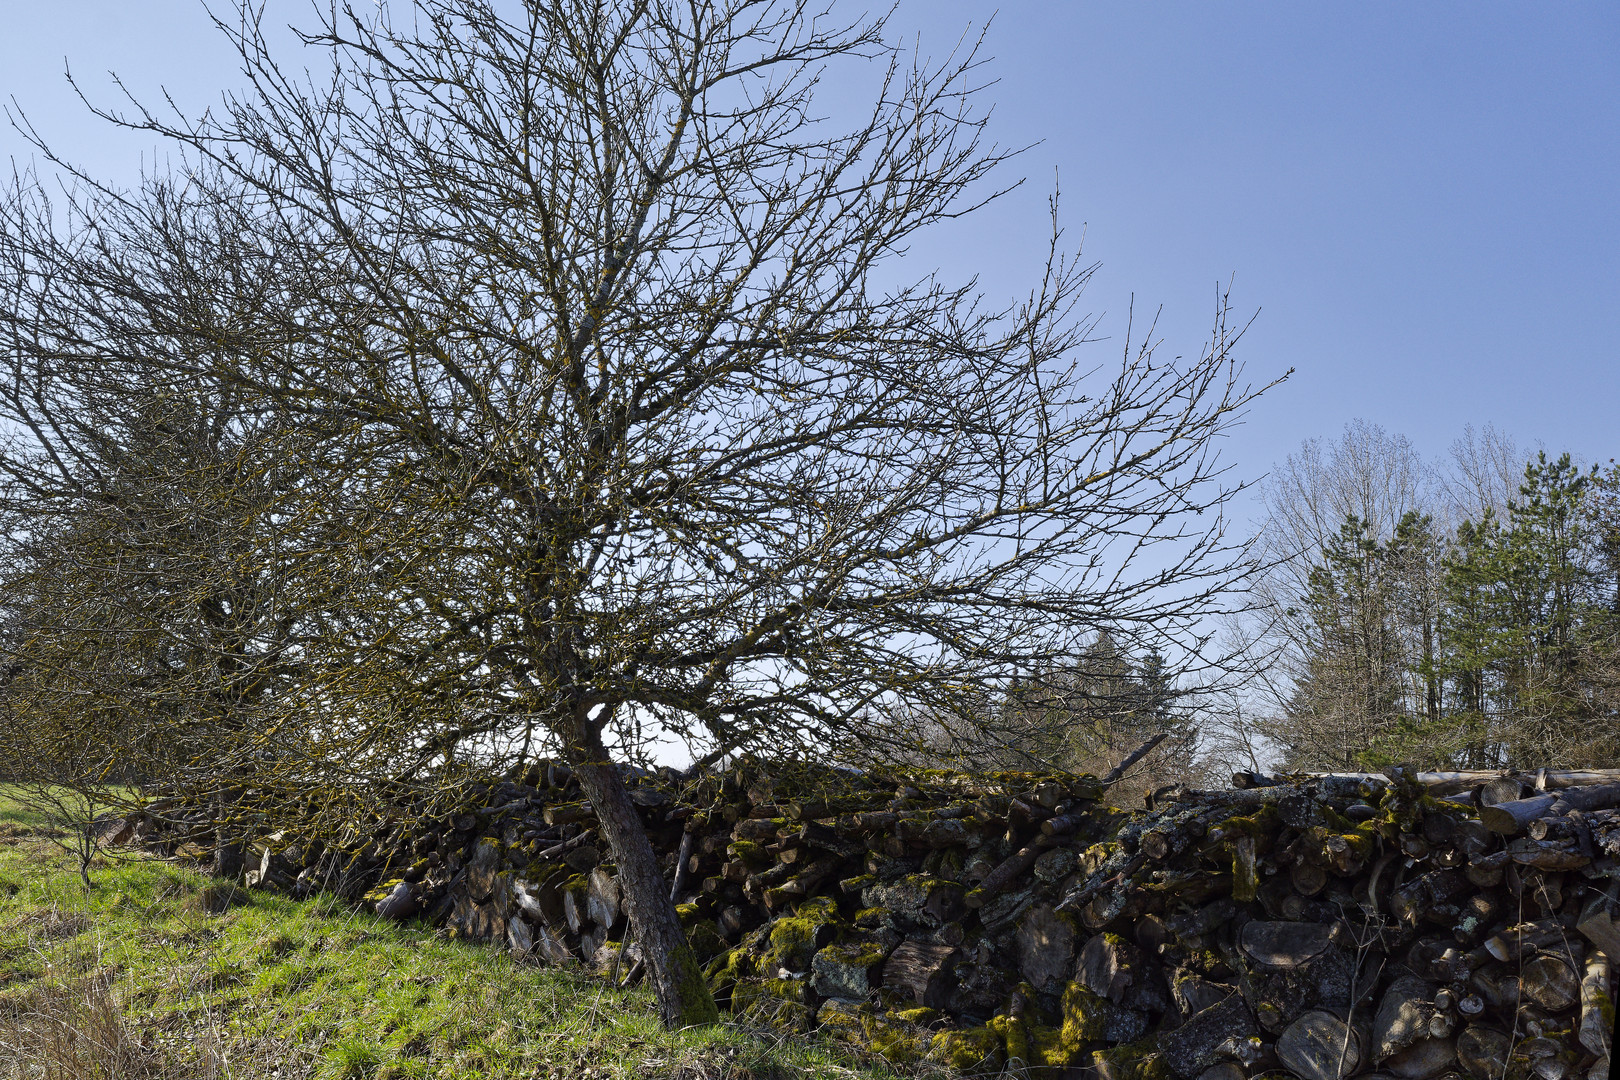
[[1221, 417, 1620, 774]]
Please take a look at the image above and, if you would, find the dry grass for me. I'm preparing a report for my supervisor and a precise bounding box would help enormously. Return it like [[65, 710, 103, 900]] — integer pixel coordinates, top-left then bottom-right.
[[0, 974, 226, 1080]]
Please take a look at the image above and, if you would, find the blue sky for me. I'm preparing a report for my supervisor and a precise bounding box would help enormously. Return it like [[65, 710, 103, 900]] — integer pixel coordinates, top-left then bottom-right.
[[3, 2, 1616, 528]]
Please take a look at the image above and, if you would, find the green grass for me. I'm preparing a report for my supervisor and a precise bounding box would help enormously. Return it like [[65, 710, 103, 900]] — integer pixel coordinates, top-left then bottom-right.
[[0, 787, 929, 1080]]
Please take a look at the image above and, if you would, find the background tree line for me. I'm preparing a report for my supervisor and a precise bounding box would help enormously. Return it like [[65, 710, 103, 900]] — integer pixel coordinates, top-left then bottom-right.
[[1245, 421, 1620, 772]]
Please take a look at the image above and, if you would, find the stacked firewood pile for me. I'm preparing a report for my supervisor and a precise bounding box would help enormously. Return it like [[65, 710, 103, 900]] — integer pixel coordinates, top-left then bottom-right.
[[115, 762, 1620, 1079]]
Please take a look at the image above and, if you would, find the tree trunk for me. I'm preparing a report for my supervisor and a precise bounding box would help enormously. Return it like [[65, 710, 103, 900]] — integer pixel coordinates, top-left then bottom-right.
[[568, 730, 719, 1028], [213, 789, 245, 881]]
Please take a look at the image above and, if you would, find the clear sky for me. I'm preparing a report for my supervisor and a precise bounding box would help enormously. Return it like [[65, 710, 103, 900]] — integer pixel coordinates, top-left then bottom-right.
[[3, 2, 1616, 527]]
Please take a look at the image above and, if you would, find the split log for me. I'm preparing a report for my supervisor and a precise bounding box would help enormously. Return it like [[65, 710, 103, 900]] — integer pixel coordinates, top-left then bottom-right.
[[1276, 1009, 1362, 1080], [716, 905, 748, 941], [1290, 860, 1330, 897], [1578, 952, 1612, 1057], [882, 940, 958, 1009], [508, 915, 534, 956], [1015, 905, 1076, 994], [561, 844, 600, 873], [668, 830, 697, 902], [1455, 1026, 1510, 1080], [1077, 931, 1165, 1011], [373, 880, 420, 920], [1576, 890, 1620, 963], [579, 924, 607, 964], [1381, 1037, 1457, 1079], [513, 875, 564, 927], [1170, 972, 1235, 1021], [1467, 851, 1510, 888], [562, 878, 590, 935], [1240, 920, 1335, 970], [1159, 995, 1260, 1080], [1373, 975, 1438, 1060], [586, 868, 621, 929], [465, 838, 503, 902], [532, 924, 573, 965]]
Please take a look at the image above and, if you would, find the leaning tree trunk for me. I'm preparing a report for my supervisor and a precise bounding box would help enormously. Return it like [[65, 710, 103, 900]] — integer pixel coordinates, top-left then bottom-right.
[[212, 787, 246, 881], [568, 728, 719, 1028]]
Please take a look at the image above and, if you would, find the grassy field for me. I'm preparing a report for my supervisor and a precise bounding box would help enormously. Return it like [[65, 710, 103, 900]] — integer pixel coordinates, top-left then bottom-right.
[[0, 787, 926, 1080]]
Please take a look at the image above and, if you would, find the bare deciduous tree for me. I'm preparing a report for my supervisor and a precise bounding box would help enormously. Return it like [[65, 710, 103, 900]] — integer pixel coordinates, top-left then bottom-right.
[[0, 0, 1274, 1025]]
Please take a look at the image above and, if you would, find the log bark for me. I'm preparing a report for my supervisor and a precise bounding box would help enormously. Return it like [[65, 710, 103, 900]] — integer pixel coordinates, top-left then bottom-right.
[[1041, 810, 1088, 837], [668, 830, 696, 902], [1480, 784, 1620, 835], [543, 801, 596, 827], [1508, 839, 1590, 871], [966, 838, 1051, 907], [1159, 995, 1259, 1080], [535, 828, 596, 861], [762, 855, 843, 910], [1100, 731, 1170, 787]]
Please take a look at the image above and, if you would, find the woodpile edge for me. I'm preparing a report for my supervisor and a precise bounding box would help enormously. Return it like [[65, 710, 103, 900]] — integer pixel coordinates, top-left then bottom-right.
[[102, 762, 1620, 1080]]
